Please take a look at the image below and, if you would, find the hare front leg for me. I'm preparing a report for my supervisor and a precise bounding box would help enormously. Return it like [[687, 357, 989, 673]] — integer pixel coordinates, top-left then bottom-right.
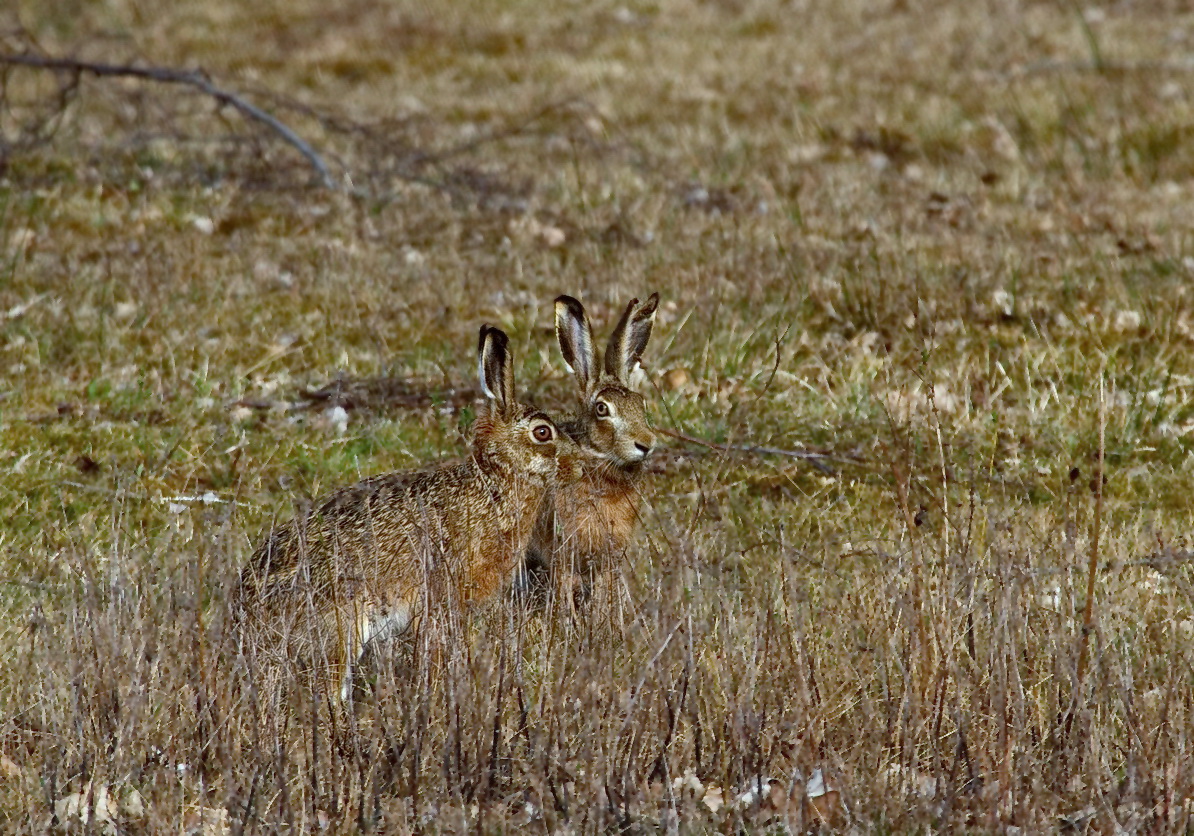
[[338, 595, 418, 702]]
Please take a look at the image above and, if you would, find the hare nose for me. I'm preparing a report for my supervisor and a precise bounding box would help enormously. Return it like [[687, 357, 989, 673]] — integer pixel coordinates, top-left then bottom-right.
[[634, 441, 652, 457]]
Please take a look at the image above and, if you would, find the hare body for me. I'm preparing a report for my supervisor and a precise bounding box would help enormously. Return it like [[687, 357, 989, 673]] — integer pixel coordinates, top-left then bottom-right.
[[523, 294, 658, 602], [235, 326, 580, 695]]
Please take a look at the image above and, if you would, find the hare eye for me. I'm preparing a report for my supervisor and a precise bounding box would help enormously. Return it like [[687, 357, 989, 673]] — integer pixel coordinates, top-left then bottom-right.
[[532, 424, 554, 442], [594, 401, 610, 417]]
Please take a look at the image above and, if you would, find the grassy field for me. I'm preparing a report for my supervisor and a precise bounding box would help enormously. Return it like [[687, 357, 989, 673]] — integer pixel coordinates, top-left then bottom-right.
[[3, 0, 1194, 831]]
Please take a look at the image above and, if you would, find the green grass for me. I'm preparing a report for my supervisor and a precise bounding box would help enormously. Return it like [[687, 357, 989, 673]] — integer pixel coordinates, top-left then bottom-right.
[[3, 0, 1194, 832]]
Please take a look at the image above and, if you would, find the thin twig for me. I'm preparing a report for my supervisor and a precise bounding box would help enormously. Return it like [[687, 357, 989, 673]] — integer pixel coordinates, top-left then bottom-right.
[[1138, 549, 1194, 567], [1063, 0, 1104, 72], [419, 96, 581, 165], [657, 426, 852, 475], [0, 53, 336, 188], [1074, 375, 1106, 696], [746, 325, 790, 415], [995, 57, 1194, 82]]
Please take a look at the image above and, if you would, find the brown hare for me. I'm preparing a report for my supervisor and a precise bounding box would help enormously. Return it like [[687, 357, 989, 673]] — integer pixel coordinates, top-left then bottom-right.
[[521, 293, 659, 607], [235, 325, 581, 697]]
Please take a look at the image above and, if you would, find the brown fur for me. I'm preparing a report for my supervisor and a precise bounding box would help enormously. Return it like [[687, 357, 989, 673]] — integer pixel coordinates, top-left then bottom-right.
[[233, 326, 581, 693], [523, 295, 658, 602]]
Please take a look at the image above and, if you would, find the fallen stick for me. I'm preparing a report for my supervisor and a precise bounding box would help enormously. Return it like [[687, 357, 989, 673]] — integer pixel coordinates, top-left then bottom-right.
[[0, 53, 336, 188], [656, 427, 853, 475]]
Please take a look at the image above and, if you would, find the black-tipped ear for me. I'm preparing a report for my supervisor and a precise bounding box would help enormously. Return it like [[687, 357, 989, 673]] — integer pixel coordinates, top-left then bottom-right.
[[604, 293, 659, 381], [478, 325, 515, 418], [554, 295, 596, 392]]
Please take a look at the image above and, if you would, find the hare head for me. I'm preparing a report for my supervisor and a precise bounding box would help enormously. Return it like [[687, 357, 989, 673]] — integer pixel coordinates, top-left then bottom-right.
[[554, 294, 659, 470], [473, 324, 583, 485]]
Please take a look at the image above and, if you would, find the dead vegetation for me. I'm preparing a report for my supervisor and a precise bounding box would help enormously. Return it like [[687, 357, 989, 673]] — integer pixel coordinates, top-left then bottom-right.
[[3, 0, 1194, 831]]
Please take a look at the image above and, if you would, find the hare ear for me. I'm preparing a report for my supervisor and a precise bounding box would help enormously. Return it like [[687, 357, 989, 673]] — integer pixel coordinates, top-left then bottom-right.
[[604, 293, 659, 382], [555, 295, 596, 391], [478, 325, 515, 419]]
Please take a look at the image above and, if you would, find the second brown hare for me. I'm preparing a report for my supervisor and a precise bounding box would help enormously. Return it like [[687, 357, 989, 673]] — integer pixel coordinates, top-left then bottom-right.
[[235, 325, 581, 698], [522, 293, 659, 607]]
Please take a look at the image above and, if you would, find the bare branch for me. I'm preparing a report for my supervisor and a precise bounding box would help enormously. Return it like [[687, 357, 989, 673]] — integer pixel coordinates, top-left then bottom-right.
[[0, 53, 336, 188]]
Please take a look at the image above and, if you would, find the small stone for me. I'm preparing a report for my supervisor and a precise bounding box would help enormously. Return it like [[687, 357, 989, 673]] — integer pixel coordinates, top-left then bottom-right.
[[538, 225, 566, 248], [252, 258, 279, 282], [663, 368, 690, 391], [229, 405, 254, 423], [326, 405, 349, 434], [1113, 310, 1142, 332]]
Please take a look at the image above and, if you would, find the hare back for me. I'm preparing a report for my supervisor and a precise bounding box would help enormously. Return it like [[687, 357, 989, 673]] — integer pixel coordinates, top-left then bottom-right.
[[240, 460, 532, 615]]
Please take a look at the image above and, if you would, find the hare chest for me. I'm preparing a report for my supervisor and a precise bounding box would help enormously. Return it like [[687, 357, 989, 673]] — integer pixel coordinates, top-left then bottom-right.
[[555, 478, 640, 559]]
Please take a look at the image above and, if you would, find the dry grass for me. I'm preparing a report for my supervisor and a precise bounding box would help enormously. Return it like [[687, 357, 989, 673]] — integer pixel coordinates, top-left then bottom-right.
[[3, 0, 1194, 831]]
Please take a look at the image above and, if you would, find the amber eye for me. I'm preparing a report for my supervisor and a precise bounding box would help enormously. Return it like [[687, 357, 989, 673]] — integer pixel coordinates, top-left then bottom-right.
[[594, 401, 610, 417], [532, 424, 554, 442]]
